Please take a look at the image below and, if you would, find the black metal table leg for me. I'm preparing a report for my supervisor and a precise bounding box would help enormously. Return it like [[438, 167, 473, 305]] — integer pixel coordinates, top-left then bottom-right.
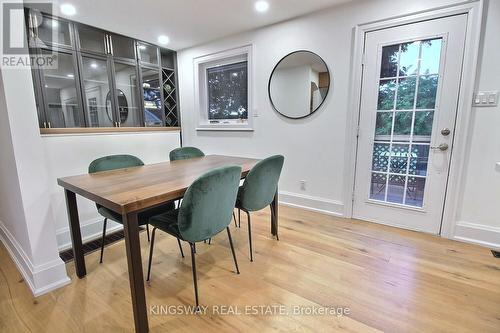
[[64, 189, 86, 278], [123, 212, 149, 333], [271, 189, 279, 239]]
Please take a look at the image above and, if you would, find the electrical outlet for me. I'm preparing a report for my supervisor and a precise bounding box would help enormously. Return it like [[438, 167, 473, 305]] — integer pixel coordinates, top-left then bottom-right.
[[300, 180, 306, 191]]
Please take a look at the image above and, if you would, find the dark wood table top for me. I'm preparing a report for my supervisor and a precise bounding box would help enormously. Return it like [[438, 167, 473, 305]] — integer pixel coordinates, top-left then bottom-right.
[[58, 155, 260, 214]]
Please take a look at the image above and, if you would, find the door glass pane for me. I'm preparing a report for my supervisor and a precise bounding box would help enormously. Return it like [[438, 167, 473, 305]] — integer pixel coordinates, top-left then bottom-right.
[[399, 41, 419, 76], [420, 39, 442, 75], [394, 111, 412, 140], [405, 177, 426, 207], [396, 77, 416, 110], [416, 75, 439, 109], [138, 42, 158, 65], [389, 144, 409, 174], [375, 112, 392, 139], [111, 34, 136, 59], [142, 67, 163, 126], [413, 111, 434, 137], [114, 62, 141, 126], [40, 50, 83, 127], [372, 143, 390, 172], [369, 38, 443, 208], [387, 175, 405, 204], [78, 25, 106, 54], [81, 57, 113, 127], [409, 145, 430, 176], [377, 79, 396, 110], [370, 173, 386, 201], [37, 17, 71, 46], [380, 44, 398, 78]]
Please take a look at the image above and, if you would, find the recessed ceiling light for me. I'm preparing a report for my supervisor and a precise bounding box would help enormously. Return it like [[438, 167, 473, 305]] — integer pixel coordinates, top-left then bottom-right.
[[255, 1, 269, 13], [157, 35, 170, 45], [60, 4, 76, 16]]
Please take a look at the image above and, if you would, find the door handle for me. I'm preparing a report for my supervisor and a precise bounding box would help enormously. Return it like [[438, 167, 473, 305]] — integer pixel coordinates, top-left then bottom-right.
[[430, 143, 449, 151]]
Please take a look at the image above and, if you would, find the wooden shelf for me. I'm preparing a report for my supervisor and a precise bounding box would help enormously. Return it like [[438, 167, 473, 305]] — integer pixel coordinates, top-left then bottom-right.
[[40, 126, 180, 135]]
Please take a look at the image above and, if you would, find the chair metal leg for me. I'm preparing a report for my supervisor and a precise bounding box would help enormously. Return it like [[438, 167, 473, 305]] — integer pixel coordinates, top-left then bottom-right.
[[99, 218, 107, 264], [146, 224, 150, 242], [238, 209, 241, 228], [226, 227, 240, 274], [146, 227, 157, 281], [270, 204, 279, 241], [245, 210, 253, 262], [233, 211, 237, 227], [177, 238, 184, 258], [208, 238, 211, 245], [189, 243, 200, 309]]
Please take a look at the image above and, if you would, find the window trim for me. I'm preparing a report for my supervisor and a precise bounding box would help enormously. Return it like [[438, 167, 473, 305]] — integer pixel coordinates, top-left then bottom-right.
[[194, 45, 253, 131]]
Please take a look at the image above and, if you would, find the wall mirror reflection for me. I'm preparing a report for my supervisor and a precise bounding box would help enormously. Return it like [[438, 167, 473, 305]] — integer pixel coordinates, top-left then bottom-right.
[[269, 50, 330, 119]]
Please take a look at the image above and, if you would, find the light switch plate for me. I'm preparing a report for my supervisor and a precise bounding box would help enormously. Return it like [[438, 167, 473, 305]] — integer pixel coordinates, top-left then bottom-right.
[[473, 91, 498, 107]]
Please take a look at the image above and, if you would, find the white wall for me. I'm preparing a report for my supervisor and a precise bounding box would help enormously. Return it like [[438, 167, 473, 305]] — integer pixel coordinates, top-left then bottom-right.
[[178, 0, 499, 248], [0, 63, 70, 296], [42, 132, 180, 249], [454, 0, 500, 248]]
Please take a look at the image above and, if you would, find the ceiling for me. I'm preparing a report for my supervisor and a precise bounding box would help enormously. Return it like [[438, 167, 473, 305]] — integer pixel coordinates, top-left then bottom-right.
[[52, 0, 354, 50]]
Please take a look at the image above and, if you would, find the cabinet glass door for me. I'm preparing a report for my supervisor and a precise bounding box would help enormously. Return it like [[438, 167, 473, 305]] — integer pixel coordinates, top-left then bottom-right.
[[81, 56, 114, 127], [78, 25, 106, 54], [113, 62, 141, 126], [141, 67, 163, 126], [39, 50, 83, 127]]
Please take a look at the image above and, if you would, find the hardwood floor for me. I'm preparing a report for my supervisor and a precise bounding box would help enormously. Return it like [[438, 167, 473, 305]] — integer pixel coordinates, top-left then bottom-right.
[[1, 205, 500, 332]]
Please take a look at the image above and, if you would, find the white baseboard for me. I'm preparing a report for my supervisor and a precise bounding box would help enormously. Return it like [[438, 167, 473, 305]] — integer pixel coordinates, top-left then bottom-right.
[[56, 217, 123, 251], [0, 220, 70, 297], [453, 221, 500, 251], [278, 191, 344, 217]]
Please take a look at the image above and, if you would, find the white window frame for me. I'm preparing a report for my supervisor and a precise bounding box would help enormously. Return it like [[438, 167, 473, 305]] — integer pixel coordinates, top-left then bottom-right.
[[194, 45, 253, 131]]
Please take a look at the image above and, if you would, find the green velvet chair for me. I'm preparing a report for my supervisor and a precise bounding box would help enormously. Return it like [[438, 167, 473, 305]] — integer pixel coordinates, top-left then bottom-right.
[[168, 146, 237, 229], [169, 147, 205, 161], [236, 155, 284, 261], [147, 165, 242, 309], [88, 154, 175, 263]]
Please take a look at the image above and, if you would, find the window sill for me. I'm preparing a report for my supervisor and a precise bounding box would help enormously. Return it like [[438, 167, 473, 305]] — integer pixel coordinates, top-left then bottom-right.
[[40, 126, 181, 136], [196, 127, 253, 132]]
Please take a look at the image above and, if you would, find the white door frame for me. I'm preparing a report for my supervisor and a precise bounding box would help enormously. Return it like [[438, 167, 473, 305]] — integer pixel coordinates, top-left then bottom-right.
[[343, 0, 484, 239]]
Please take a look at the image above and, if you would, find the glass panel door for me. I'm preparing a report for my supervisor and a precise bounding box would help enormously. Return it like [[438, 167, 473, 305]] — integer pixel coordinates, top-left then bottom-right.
[[39, 50, 83, 127], [141, 67, 163, 126], [113, 61, 141, 126], [370, 38, 442, 207], [77, 25, 106, 54], [81, 56, 114, 127]]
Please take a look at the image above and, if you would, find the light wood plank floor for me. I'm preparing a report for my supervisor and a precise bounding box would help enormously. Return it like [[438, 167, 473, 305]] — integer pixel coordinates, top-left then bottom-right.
[[1, 205, 500, 332]]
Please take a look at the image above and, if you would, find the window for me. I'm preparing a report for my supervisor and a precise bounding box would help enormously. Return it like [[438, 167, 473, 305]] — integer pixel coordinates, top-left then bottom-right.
[[195, 45, 252, 130], [207, 61, 248, 122], [25, 8, 179, 132]]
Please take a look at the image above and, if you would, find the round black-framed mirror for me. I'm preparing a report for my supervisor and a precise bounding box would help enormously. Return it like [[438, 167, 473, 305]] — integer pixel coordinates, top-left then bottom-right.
[[268, 50, 331, 119], [106, 90, 129, 124]]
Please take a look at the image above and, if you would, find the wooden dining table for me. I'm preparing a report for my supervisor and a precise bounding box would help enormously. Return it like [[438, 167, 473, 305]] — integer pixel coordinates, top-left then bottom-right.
[[57, 155, 279, 333]]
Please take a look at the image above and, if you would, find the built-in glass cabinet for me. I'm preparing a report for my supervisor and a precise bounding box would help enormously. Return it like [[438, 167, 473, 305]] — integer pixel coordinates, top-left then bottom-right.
[[25, 8, 179, 131]]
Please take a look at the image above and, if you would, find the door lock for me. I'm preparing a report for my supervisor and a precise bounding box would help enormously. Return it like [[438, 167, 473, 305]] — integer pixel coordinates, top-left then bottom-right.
[[430, 143, 449, 151], [441, 128, 451, 136]]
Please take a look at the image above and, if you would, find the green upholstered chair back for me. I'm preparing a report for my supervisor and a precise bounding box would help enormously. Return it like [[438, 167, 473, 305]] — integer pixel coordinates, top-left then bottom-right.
[[88, 154, 144, 174], [178, 166, 241, 242], [169, 147, 205, 161], [238, 155, 284, 211]]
